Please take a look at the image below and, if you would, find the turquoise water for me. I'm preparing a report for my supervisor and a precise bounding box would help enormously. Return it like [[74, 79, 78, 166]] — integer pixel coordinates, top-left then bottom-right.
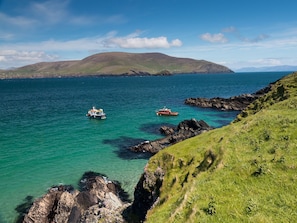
[[0, 72, 289, 222]]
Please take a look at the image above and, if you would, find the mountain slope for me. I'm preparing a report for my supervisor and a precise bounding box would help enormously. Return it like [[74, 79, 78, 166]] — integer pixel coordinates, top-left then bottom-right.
[[133, 72, 297, 222], [0, 52, 233, 79]]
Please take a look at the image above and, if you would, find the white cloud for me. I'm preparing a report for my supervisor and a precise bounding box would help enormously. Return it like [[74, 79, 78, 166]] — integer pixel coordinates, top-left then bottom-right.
[[29, 0, 70, 24], [0, 32, 169, 53], [0, 36, 104, 52], [222, 26, 237, 33], [0, 32, 183, 68], [0, 50, 58, 69], [227, 58, 288, 70], [29, 0, 117, 26], [0, 0, 123, 33], [251, 58, 282, 66], [0, 12, 37, 28], [200, 33, 228, 43], [238, 34, 270, 43], [171, 39, 183, 47], [106, 36, 182, 48], [221, 26, 270, 43], [0, 33, 15, 41]]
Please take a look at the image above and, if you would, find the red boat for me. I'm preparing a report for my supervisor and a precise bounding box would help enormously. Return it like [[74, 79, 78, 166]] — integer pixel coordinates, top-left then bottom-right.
[[156, 106, 179, 116]]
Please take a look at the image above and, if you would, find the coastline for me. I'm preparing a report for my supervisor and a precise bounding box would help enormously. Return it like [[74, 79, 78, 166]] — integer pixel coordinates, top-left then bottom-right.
[[0, 72, 289, 222], [18, 84, 263, 222]]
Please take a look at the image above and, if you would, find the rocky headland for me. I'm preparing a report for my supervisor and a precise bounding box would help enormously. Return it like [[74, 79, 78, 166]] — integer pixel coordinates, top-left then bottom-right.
[[130, 119, 213, 154], [185, 84, 272, 111]]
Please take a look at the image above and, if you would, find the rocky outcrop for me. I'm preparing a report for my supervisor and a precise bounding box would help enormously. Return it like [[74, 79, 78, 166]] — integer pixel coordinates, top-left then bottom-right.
[[124, 166, 165, 223], [185, 85, 272, 111], [21, 172, 130, 223], [130, 119, 213, 154]]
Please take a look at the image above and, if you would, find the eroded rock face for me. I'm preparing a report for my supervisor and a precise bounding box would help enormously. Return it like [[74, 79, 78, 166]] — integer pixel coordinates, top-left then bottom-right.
[[130, 119, 213, 154], [22, 172, 130, 223], [124, 167, 165, 223]]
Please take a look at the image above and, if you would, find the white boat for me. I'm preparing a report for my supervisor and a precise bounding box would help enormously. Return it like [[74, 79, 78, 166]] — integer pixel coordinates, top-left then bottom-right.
[[86, 106, 106, 119]]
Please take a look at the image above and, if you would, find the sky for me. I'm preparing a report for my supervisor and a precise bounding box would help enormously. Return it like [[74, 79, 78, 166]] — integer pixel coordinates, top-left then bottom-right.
[[0, 0, 297, 71]]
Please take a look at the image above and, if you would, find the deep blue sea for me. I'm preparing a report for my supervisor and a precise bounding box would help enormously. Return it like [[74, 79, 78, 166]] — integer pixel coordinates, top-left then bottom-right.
[[0, 72, 290, 222]]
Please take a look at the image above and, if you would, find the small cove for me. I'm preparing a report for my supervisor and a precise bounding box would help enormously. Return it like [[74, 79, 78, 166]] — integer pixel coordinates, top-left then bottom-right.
[[0, 72, 289, 222]]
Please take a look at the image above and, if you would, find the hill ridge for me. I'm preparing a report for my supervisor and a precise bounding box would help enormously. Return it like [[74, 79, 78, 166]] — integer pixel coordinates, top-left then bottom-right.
[[0, 52, 233, 79]]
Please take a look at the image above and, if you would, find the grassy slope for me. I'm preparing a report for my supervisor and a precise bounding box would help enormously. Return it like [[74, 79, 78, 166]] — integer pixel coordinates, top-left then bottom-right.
[[144, 72, 297, 222]]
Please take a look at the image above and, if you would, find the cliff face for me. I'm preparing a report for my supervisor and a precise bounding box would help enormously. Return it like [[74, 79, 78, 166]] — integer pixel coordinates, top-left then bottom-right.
[[129, 167, 165, 222], [130, 72, 297, 222], [1, 52, 233, 79]]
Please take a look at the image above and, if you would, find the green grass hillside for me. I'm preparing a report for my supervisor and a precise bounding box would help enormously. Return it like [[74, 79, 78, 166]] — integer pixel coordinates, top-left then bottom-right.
[[144, 72, 297, 222]]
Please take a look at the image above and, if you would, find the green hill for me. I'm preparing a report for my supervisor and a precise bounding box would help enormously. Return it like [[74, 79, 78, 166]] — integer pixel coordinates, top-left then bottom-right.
[[132, 72, 297, 222], [0, 52, 233, 79]]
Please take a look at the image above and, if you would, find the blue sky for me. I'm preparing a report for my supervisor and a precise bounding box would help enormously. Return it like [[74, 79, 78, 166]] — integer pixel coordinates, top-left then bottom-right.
[[0, 0, 297, 70]]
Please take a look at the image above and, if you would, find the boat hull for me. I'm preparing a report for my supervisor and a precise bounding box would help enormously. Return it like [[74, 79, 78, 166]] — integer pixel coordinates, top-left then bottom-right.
[[86, 106, 106, 120], [87, 114, 106, 119], [156, 111, 179, 116]]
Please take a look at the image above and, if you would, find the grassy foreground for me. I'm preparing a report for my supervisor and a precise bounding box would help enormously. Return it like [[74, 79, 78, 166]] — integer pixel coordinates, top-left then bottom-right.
[[144, 72, 297, 222]]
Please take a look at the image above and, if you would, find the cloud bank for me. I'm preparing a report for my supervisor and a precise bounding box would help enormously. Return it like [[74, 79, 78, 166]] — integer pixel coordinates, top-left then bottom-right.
[[200, 33, 228, 43], [106, 36, 182, 48], [0, 32, 183, 68], [200, 26, 270, 44]]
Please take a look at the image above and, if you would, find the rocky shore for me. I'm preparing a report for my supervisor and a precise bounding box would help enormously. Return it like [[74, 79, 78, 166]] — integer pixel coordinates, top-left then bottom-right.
[[185, 84, 272, 111], [16, 83, 269, 222], [17, 172, 130, 223], [16, 119, 213, 223], [130, 119, 213, 154]]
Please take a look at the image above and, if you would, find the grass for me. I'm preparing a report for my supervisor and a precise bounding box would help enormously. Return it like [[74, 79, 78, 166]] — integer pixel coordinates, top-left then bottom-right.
[[144, 72, 297, 222]]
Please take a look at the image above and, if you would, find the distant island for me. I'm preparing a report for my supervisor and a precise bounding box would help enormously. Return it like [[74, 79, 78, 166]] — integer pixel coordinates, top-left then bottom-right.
[[235, 65, 297, 72], [0, 52, 233, 79]]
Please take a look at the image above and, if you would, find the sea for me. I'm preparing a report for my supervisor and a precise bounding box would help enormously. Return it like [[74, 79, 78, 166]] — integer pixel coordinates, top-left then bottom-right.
[[0, 71, 291, 222]]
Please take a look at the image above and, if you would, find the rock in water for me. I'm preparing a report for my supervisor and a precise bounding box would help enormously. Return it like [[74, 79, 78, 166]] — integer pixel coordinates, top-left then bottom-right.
[[130, 119, 213, 154]]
